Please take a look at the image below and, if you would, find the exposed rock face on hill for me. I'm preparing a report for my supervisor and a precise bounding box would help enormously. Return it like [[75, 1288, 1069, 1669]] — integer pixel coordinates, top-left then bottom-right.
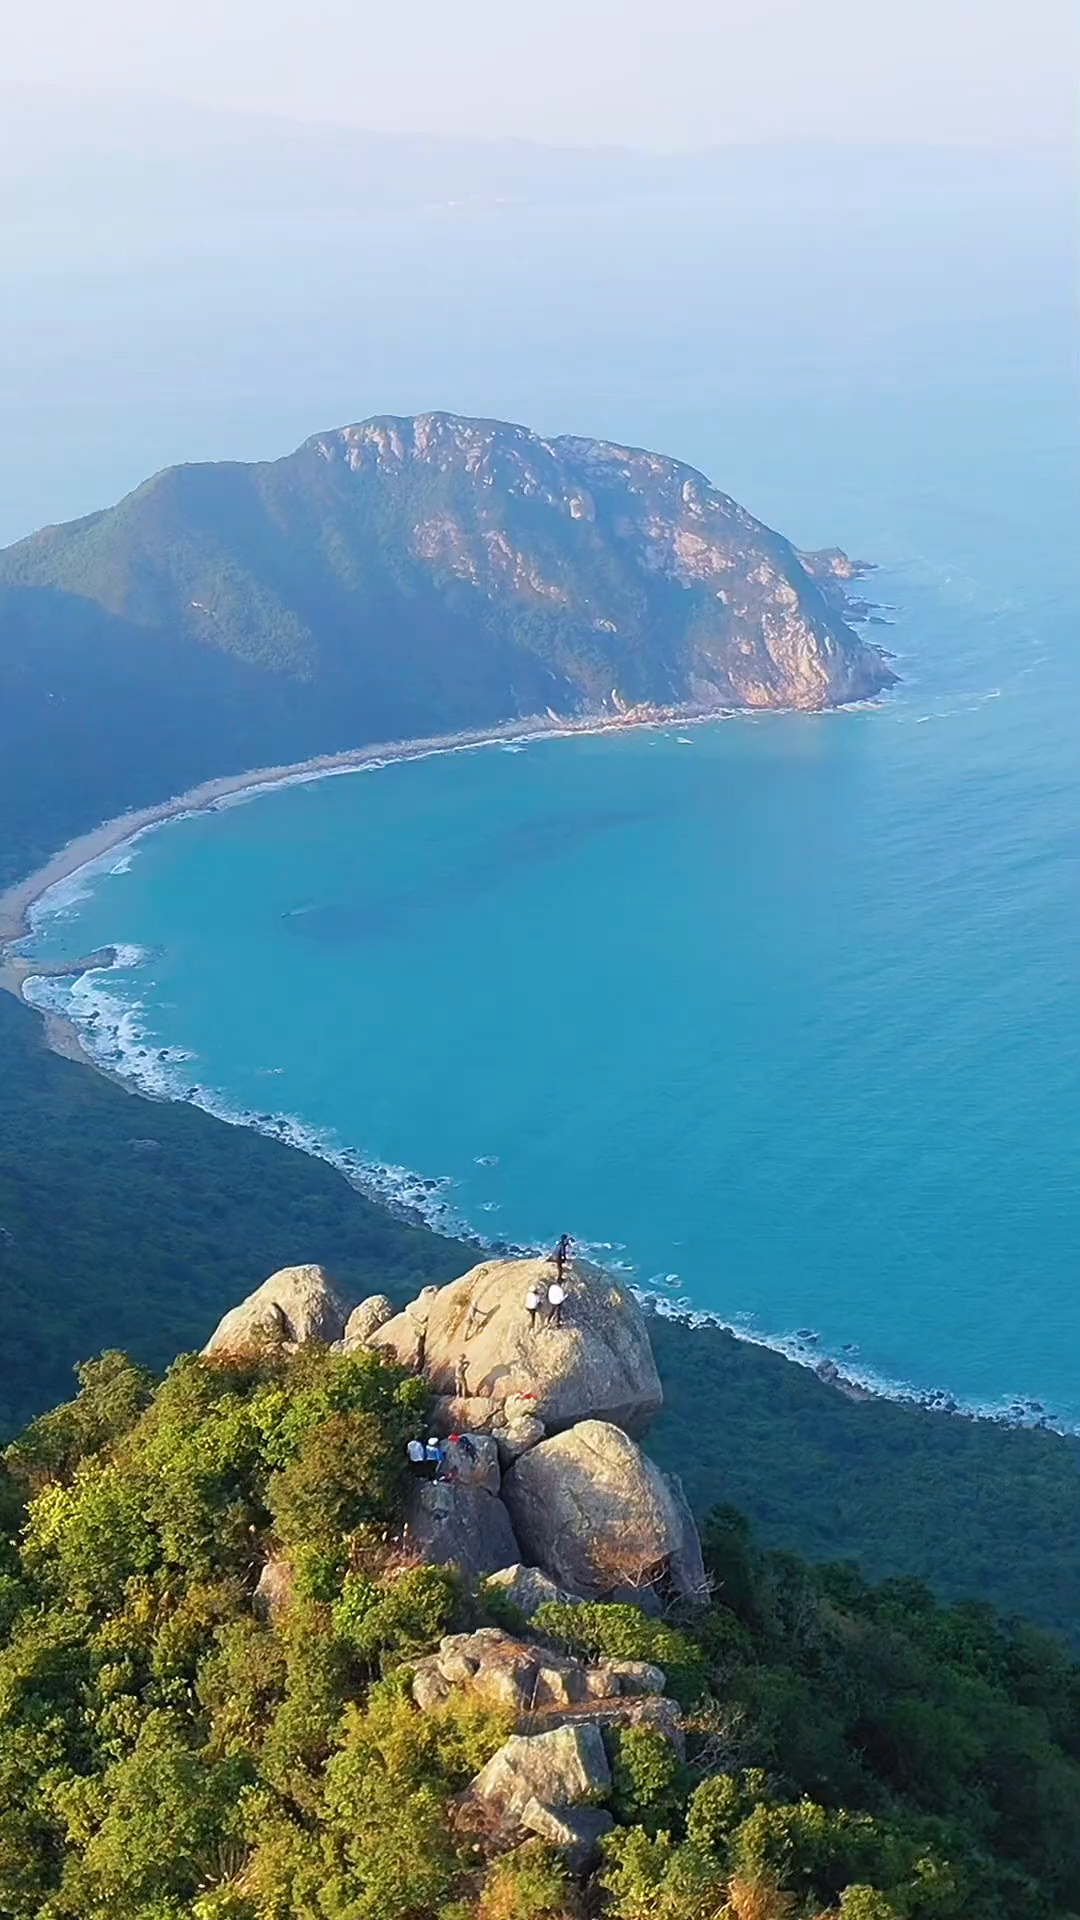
[[365, 1255, 663, 1437], [203, 1263, 349, 1356], [204, 1252, 707, 1609], [402, 1479, 520, 1579], [411, 1627, 671, 1721], [465, 1722, 611, 1824], [343, 1293, 395, 1345], [483, 1564, 581, 1619], [502, 1418, 695, 1601]]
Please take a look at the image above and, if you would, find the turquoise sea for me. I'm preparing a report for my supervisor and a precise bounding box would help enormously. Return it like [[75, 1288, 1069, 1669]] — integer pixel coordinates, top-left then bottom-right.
[[14, 166, 1080, 1423]]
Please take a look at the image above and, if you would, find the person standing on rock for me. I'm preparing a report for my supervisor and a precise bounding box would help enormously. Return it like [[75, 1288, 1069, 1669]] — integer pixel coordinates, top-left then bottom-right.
[[546, 1233, 572, 1326], [546, 1276, 567, 1328], [524, 1282, 542, 1331], [454, 1353, 470, 1400]]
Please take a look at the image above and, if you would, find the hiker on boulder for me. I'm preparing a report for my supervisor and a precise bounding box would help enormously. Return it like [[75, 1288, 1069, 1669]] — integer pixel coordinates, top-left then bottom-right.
[[524, 1282, 542, 1330], [546, 1277, 567, 1328]]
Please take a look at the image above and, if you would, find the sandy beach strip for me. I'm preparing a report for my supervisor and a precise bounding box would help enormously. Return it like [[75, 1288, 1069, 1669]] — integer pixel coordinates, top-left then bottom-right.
[[0, 704, 709, 954]]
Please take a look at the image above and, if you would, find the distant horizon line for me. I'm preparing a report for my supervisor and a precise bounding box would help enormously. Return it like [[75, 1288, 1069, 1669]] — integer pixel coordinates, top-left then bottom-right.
[[1, 79, 1073, 166]]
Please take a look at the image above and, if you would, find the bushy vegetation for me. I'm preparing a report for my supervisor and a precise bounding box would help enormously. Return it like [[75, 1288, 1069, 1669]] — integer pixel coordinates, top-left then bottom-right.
[[2, 1340, 1080, 1920], [645, 1309, 1080, 1646]]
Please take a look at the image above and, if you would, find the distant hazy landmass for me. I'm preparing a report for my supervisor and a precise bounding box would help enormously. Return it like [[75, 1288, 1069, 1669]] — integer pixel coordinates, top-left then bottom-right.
[[0, 411, 891, 883]]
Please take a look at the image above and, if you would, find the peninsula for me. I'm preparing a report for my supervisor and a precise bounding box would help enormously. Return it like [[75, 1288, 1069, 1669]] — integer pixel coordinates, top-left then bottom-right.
[[0, 411, 893, 891]]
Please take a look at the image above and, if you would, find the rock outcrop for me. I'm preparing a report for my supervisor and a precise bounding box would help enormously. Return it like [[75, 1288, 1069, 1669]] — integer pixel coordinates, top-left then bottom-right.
[[411, 1627, 669, 1717], [518, 1800, 614, 1872], [502, 1418, 691, 1601], [367, 1256, 662, 1438], [401, 1480, 520, 1579], [203, 1264, 350, 1356], [483, 1564, 583, 1620], [204, 1253, 707, 1612], [663, 1469, 711, 1603], [253, 1555, 294, 1619], [441, 1431, 501, 1494], [465, 1723, 611, 1823], [343, 1293, 395, 1346]]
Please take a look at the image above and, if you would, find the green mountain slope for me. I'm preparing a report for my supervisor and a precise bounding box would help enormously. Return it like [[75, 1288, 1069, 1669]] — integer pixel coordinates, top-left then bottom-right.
[[2, 1342, 1079, 1920], [0, 414, 892, 884]]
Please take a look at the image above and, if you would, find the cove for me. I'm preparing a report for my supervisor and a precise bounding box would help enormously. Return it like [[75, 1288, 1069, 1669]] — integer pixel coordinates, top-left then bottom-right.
[[22, 533, 1080, 1422]]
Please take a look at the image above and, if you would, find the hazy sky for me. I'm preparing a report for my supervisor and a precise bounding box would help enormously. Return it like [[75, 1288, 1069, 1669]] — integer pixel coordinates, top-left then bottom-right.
[[4, 0, 1076, 151]]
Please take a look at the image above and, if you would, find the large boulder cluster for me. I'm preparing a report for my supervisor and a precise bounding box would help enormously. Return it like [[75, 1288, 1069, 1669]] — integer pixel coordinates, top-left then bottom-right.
[[204, 1253, 707, 1607], [203, 1263, 351, 1355], [203, 1252, 710, 1870]]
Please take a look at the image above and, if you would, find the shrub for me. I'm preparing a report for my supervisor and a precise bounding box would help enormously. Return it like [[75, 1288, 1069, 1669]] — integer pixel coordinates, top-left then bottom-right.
[[332, 1563, 457, 1667], [475, 1840, 575, 1920], [608, 1723, 689, 1833], [531, 1601, 707, 1705]]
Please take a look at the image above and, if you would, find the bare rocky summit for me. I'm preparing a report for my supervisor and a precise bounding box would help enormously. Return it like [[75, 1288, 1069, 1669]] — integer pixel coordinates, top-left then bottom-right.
[[205, 1252, 704, 1869], [364, 1253, 663, 1437]]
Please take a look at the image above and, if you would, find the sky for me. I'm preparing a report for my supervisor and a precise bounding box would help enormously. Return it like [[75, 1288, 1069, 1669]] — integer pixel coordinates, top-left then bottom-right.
[[3, 0, 1076, 152]]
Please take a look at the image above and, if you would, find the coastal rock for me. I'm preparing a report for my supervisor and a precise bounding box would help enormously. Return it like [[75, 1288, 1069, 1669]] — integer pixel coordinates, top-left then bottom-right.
[[502, 1418, 699, 1601], [203, 1264, 350, 1356], [343, 1293, 395, 1347], [368, 1256, 662, 1438], [401, 1480, 520, 1578], [465, 1723, 611, 1822]]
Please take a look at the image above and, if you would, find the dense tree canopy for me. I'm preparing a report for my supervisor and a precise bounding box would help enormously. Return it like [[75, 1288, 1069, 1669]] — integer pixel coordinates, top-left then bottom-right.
[[1, 1341, 1079, 1920]]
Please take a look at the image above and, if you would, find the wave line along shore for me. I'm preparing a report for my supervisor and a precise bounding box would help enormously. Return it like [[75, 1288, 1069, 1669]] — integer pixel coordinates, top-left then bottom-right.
[[0, 703, 739, 953]]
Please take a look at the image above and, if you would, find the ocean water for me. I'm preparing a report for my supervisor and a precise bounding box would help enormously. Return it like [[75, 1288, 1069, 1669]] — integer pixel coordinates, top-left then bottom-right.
[[12, 160, 1080, 1423]]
